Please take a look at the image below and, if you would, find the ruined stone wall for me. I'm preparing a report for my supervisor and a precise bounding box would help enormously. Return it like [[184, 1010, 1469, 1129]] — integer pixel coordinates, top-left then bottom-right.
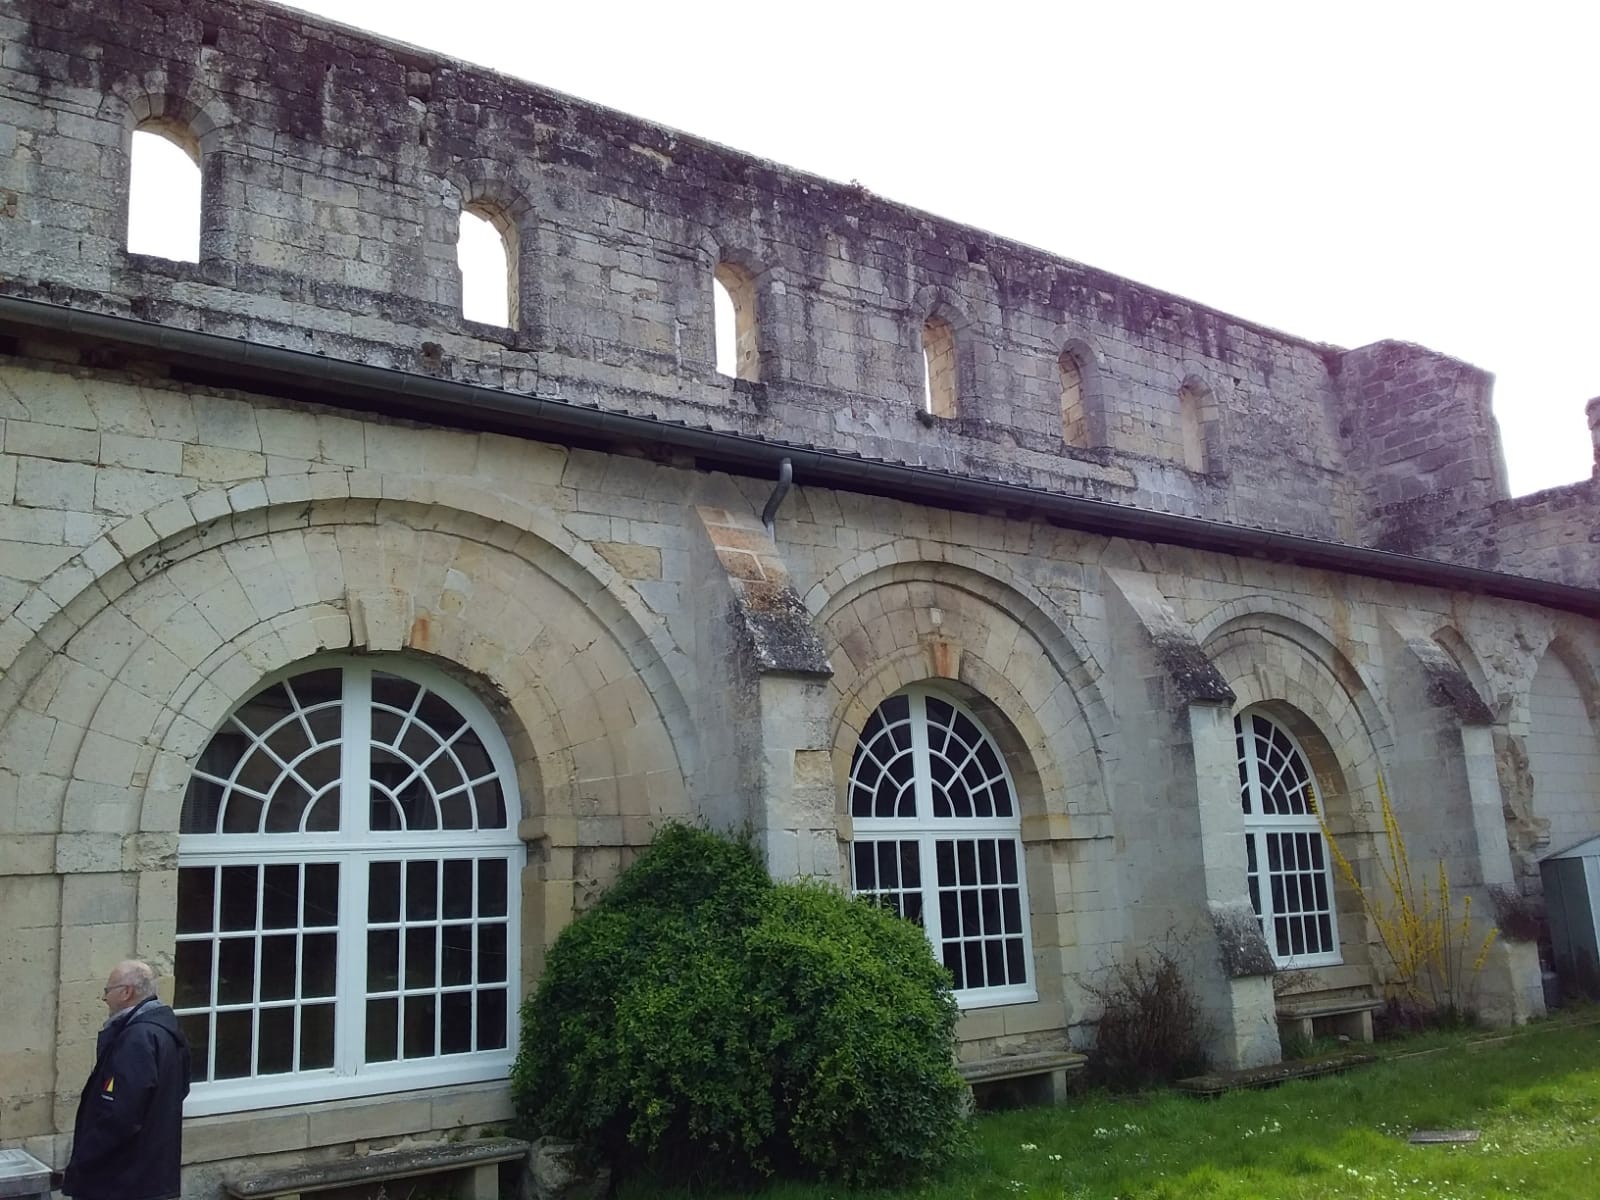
[[0, 0, 1523, 555], [3, 0, 1599, 1186]]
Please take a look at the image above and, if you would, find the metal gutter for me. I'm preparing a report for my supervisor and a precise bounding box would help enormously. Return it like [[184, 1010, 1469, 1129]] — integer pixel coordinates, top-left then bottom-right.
[[2, 294, 1595, 618]]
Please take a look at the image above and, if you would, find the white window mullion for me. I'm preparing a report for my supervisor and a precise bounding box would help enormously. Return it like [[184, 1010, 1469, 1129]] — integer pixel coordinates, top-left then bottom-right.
[[918, 836, 943, 956], [334, 665, 371, 1076]]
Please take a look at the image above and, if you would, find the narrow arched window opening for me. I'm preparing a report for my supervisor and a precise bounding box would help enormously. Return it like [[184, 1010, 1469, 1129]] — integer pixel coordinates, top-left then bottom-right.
[[458, 206, 516, 328], [713, 262, 759, 381], [127, 124, 201, 262], [1178, 381, 1209, 472], [922, 317, 958, 418], [1060, 351, 1086, 445]]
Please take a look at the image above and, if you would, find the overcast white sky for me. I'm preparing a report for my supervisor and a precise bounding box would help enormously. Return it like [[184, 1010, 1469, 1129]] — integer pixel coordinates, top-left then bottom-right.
[[261, 0, 1596, 496]]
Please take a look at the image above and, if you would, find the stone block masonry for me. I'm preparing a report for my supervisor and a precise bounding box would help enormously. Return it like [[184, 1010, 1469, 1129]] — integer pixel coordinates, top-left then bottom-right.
[[0, 0, 1597, 1195]]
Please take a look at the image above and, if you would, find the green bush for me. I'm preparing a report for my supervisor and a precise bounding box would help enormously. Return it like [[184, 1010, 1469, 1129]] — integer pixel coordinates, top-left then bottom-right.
[[511, 825, 967, 1186], [1084, 949, 1209, 1090]]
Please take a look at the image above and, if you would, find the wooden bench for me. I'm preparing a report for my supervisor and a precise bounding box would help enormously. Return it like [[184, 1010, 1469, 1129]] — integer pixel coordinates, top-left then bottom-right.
[[957, 1050, 1087, 1106], [224, 1136, 530, 1200], [1276, 994, 1383, 1044]]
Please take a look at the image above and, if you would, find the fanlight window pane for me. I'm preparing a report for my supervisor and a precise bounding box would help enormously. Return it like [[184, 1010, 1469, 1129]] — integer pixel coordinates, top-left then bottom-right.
[[1236, 710, 1339, 966], [176, 660, 521, 1111], [847, 690, 1033, 1006]]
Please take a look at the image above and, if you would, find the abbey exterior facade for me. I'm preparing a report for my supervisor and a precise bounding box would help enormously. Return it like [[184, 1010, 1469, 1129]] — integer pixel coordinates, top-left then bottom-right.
[[2, 0, 1599, 1191]]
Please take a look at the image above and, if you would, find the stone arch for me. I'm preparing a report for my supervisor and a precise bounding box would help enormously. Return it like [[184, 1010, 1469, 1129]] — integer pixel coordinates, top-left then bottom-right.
[[818, 559, 1111, 818], [22, 507, 695, 1127], [1175, 363, 1225, 474], [1525, 633, 1600, 856], [19, 510, 692, 839], [807, 541, 1111, 741], [98, 85, 232, 259], [1203, 610, 1398, 977], [444, 160, 539, 332], [1431, 624, 1497, 719], [820, 573, 1112, 1037], [0, 474, 689, 747], [1192, 595, 1394, 748], [910, 285, 978, 417]]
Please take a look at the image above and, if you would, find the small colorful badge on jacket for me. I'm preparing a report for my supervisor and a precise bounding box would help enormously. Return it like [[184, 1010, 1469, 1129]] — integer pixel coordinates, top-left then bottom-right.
[[101, 1077, 115, 1098]]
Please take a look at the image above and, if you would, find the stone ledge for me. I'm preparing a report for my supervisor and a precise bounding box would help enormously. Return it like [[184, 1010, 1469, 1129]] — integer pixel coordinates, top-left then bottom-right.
[[225, 1137, 529, 1199], [1176, 1052, 1376, 1097]]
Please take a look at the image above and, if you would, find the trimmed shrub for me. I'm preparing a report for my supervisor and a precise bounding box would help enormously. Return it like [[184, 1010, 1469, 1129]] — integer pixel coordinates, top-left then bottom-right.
[[511, 825, 966, 1186]]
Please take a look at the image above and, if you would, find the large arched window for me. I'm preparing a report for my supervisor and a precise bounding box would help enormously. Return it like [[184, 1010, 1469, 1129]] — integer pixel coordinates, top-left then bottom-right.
[[847, 689, 1034, 1007], [175, 658, 522, 1115], [1236, 709, 1340, 967]]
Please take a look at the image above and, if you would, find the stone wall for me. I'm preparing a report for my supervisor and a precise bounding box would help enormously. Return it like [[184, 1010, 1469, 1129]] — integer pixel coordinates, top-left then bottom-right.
[[2, 0, 1598, 1190], [2, 0, 1589, 579]]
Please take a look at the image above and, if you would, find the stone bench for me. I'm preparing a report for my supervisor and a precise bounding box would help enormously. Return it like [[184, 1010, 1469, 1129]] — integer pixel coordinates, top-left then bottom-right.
[[224, 1136, 530, 1200], [1176, 1051, 1376, 1097], [957, 1050, 1087, 1105], [1276, 994, 1383, 1044]]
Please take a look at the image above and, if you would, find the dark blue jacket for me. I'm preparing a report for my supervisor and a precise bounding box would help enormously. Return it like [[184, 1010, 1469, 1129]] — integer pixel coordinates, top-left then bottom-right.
[[63, 998, 192, 1200]]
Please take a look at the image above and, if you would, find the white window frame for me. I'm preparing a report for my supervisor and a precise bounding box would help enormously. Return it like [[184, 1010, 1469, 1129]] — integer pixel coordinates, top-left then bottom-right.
[[177, 657, 523, 1116], [1237, 707, 1342, 969], [848, 688, 1037, 1009]]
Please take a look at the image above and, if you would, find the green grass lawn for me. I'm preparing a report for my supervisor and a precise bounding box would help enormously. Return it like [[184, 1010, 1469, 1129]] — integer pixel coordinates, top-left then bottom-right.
[[621, 1017, 1600, 1200]]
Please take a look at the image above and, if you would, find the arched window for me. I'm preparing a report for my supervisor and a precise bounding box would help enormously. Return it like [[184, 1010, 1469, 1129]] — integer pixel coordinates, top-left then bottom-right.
[[922, 317, 958, 418], [1528, 650, 1600, 851], [1236, 709, 1340, 967], [847, 690, 1034, 1007], [1060, 351, 1086, 445], [1178, 381, 1209, 472], [458, 206, 516, 327], [175, 658, 522, 1115], [713, 261, 759, 381], [127, 124, 200, 262]]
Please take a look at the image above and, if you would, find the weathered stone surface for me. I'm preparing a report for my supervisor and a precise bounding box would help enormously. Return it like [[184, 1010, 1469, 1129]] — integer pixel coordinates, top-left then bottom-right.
[[0, 0, 1595, 1193], [522, 1138, 609, 1200]]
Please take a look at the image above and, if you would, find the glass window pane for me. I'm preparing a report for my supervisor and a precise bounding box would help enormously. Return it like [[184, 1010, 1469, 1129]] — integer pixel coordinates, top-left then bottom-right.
[[403, 995, 436, 1059], [177, 867, 215, 935], [366, 998, 398, 1063], [258, 1008, 294, 1075], [367, 930, 400, 992], [217, 937, 255, 1006], [405, 927, 437, 989], [477, 989, 507, 1051], [478, 924, 506, 984], [479, 860, 507, 918], [441, 991, 472, 1055], [259, 935, 297, 1001], [443, 860, 473, 920], [180, 1012, 211, 1081], [303, 864, 338, 926], [219, 866, 258, 932], [407, 861, 438, 921], [174, 941, 212, 1010], [301, 1003, 335, 1070], [441, 925, 473, 986], [214, 1010, 253, 1079], [369, 861, 401, 923], [262, 865, 298, 929], [302, 933, 337, 998]]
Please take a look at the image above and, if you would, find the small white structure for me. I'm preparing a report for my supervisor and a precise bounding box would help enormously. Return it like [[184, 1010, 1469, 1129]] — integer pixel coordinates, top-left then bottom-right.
[[1540, 835, 1600, 993]]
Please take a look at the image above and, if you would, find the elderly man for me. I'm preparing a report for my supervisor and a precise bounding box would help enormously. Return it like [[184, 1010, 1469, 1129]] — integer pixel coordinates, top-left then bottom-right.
[[62, 960, 192, 1200]]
